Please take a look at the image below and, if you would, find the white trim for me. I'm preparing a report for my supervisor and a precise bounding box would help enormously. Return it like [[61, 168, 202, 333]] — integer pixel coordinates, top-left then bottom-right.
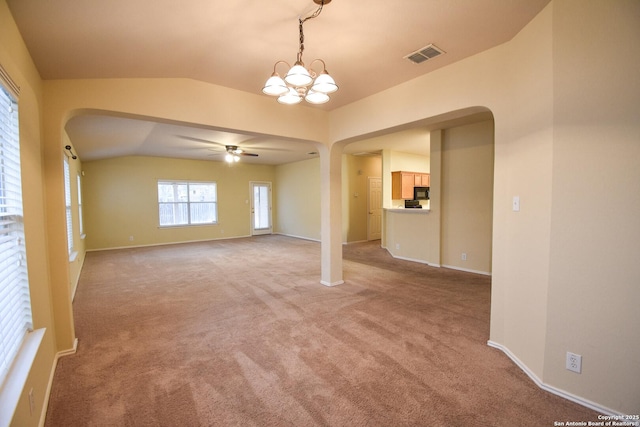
[[0, 63, 20, 98], [156, 180, 218, 228], [343, 240, 369, 245], [85, 235, 252, 252], [249, 181, 273, 236], [273, 232, 320, 243], [38, 338, 78, 427], [320, 279, 344, 287], [0, 329, 45, 427], [367, 176, 383, 241], [155, 223, 218, 229], [441, 264, 492, 276], [381, 247, 491, 275], [487, 340, 622, 416], [383, 247, 438, 267]]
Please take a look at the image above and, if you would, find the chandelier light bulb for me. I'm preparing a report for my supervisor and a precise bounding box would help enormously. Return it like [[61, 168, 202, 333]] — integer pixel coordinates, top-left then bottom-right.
[[305, 90, 330, 104], [311, 71, 338, 94], [285, 62, 313, 87], [277, 87, 303, 105], [262, 73, 288, 96]]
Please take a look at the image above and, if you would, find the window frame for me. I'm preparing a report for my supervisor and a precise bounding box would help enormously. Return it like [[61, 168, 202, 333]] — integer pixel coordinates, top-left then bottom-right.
[[63, 154, 73, 255], [0, 72, 42, 427], [77, 172, 84, 238], [157, 180, 218, 228]]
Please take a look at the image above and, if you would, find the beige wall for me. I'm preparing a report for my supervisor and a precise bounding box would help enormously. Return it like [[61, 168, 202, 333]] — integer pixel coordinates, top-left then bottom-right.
[[82, 156, 276, 249], [274, 157, 321, 241], [342, 154, 382, 243], [385, 211, 437, 263], [543, 0, 640, 410], [3, 0, 639, 423], [441, 120, 494, 274], [328, 0, 639, 414], [331, 0, 554, 390], [1, 1, 59, 426], [383, 120, 493, 271]]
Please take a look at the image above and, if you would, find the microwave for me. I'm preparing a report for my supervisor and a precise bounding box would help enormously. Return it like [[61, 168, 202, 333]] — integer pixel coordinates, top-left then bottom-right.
[[414, 186, 430, 200]]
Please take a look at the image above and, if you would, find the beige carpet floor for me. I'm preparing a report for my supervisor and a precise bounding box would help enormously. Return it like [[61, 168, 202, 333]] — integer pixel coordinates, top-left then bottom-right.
[[45, 235, 599, 426]]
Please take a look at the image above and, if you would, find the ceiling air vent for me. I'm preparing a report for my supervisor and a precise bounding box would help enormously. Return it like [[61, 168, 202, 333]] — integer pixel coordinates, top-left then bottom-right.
[[404, 44, 445, 64]]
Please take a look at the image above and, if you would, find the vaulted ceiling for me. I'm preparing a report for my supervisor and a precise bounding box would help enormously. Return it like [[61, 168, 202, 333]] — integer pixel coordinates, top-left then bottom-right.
[[7, 0, 549, 163]]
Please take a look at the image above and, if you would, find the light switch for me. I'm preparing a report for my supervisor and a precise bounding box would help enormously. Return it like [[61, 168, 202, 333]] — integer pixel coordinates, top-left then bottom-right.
[[512, 196, 520, 212]]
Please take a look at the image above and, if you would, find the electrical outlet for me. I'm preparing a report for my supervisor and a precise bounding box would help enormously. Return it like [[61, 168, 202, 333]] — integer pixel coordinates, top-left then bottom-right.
[[513, 196, 520, 211], [461, 253, 467, 261], [395, 243, 400, 250], [566, 352, 582, 373], [129, 235, 134, 241]]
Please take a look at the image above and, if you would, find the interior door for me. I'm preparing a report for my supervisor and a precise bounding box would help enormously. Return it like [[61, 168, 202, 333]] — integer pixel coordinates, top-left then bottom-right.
[[368, 177, 382, 240], [251, 182, 272, 235]]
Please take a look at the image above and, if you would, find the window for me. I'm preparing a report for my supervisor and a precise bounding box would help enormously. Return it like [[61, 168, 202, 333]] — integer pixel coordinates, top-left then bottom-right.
[[0, 84, 32, 387], [158, 181, 217, 226], [63, 155, 73, 254], [77, 173, 83, 236]]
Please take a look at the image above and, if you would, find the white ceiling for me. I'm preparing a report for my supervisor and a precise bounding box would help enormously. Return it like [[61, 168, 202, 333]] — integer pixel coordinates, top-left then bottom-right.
[[8, 0, 549, 164]]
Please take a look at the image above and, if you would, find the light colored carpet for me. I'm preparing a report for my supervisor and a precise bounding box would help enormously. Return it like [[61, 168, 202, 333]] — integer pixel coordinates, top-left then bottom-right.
[[45, 235, 598, 426]]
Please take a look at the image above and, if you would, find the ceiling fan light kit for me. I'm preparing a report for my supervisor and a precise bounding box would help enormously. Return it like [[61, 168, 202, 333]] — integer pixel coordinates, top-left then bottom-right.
[[224, 145, 257, 163], [262, 0, 338, 105]]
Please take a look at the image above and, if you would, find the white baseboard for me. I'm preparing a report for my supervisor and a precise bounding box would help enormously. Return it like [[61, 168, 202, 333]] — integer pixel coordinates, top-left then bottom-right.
[[86, 235, 252, 252], [383, 247, 437, 267], [273, 232, 320, 243], [343, 240, 369, 245], [320, 279, 345, 287], [487, 340, 621, 416], [39, 338, 78, 427], [441, 264, 492, 276]]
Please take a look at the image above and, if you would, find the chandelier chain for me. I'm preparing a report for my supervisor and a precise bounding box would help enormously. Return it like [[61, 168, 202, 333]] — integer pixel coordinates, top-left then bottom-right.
[[262, 0, 336, 104], [297, 0, 325, 62]]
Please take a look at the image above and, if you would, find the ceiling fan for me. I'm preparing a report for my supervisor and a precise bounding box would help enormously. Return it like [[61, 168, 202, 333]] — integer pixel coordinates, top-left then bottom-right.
[[224, 145, 258, 162]]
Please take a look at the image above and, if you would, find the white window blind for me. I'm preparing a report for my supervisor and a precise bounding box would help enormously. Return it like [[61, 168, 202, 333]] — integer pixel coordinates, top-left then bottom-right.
[[77, 173, 83, 236], [63, 155, 73, 254], [158, 181, 217, 227], [0, 84, 33, 387]]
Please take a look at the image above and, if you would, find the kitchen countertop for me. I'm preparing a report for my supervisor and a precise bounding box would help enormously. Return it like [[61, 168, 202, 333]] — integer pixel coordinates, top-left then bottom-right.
[[384, 208, 431, 213]]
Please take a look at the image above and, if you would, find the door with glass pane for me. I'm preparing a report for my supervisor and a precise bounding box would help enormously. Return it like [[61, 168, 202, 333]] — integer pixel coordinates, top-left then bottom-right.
[[251, 182, 272, 235]]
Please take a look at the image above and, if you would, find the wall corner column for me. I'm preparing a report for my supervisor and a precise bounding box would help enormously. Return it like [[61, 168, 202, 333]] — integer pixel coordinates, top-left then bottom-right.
[[319, 143, 344, 286], [42, 84, 77, 352]]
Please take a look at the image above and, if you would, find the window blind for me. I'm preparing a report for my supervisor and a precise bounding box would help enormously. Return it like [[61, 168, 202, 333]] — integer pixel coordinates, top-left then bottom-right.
[[63, 156, 73, 254], [0, 84, 32, 387], [77, 173, 83, 235]]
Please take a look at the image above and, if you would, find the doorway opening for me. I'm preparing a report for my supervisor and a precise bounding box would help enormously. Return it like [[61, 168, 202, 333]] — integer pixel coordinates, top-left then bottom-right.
[[368, 177, 382, 240], [250, 182, 272, 235]]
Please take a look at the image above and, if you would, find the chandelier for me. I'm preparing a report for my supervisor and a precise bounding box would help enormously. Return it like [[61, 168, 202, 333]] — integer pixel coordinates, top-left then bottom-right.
[[262, 0, 338, 105]]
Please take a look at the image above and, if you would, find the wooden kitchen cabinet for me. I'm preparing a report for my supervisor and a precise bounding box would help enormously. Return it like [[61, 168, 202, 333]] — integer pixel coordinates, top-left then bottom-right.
[[417, 173, 430, 186], [391, 171, 414, 199], [392, 171, 430, 199]]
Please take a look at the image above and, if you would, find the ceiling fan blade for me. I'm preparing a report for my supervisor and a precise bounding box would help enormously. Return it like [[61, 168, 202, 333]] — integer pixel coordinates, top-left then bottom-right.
[[177, 135, 226, 147], [240, 152, 258, 157]]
